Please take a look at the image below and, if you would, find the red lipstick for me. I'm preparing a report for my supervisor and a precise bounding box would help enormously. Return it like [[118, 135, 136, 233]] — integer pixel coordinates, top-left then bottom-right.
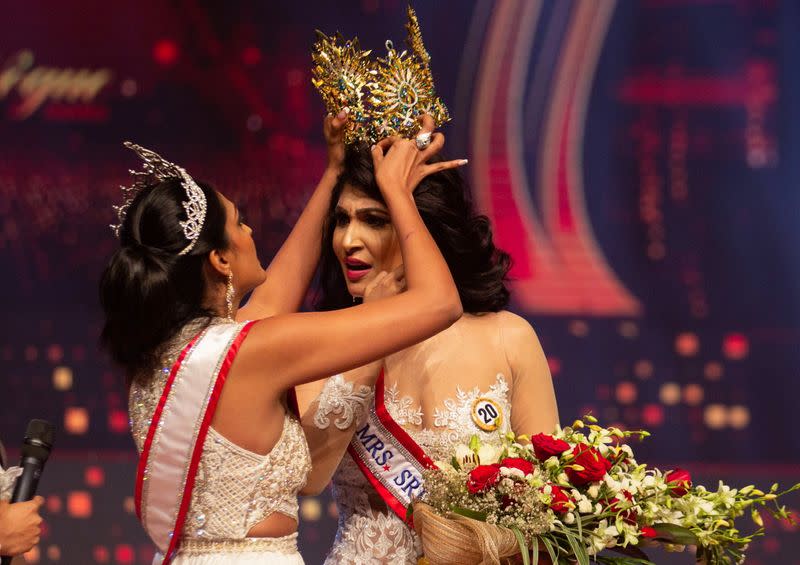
[[344, 257, 371, 282]]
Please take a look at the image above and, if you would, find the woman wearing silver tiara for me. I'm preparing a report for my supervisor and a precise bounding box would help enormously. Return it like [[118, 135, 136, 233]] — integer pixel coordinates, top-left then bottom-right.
[[295, 141, 559, 564], [100, 110, 467, 564]]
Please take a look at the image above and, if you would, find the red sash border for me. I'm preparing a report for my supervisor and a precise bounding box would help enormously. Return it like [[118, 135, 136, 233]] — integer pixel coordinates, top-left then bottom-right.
[[161, 320, 256, 563], [373, 371, 436, 469], [134, 330, 205, 522], [348, 369, 437, 524]]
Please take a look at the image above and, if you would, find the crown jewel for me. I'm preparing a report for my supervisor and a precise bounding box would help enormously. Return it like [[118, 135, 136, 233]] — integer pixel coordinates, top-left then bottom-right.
[[311, 6, 450, 145], [111, 142, 207, 256]]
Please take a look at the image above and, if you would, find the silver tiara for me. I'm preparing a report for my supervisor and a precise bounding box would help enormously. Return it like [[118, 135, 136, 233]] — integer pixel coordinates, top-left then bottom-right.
[[111, 142, 207, 256]]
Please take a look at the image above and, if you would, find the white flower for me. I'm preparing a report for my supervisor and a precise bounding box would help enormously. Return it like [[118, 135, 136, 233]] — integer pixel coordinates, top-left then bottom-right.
[[544, 456, 560, 470], [455, 444, 474, 465], [477, 444, 501, 464], [587, 484, 601, 499], [500, 467, 526, 480], [564, 512, 576, 524], [578, 499, 594, 514], [604, 475, 622, 493], [434, 460, 455, 473]]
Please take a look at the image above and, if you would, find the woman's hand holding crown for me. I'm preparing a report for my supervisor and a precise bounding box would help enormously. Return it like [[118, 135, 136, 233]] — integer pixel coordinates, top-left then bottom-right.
[[324, 108, 349, 172], [370, 114, 467, 198]]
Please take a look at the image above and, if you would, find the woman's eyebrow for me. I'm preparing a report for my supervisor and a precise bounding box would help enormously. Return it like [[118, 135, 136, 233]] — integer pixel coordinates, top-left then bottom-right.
[[356, 207, 389, 215]]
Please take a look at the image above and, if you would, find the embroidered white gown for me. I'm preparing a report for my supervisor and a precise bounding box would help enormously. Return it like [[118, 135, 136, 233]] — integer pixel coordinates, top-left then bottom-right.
[[320, 312, 556, 565]]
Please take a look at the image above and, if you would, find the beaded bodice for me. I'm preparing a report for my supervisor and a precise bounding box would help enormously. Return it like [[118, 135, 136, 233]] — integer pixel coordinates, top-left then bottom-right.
[[129, 319, 311, 541]]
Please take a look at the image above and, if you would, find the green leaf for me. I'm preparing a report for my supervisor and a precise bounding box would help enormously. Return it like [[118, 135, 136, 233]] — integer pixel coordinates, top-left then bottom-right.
[[450, 456, 461, 471], [405, 503, 414, 523], [650, 523, 699, 546], [531, 538, 539, 565], [511, 526, 530, 565], [562, 530, 590, 565], [469, 435, 480, 451], [450, 506, 488, 521], [540, 537, 559, 564]]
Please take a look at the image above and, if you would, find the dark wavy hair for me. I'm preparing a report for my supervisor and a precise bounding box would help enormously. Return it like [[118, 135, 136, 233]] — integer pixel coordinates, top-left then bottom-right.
[[316, 145, 511, 313], [99, 178, 229, 381]]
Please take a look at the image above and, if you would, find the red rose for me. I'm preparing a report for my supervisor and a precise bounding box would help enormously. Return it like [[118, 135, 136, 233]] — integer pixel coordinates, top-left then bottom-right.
[[641, 526, 657, 538], [544, 484, 572, 514], [467, 464, 501, 494], [530, 433, 570, 461], [565, 444, 612, 485], [499, 457, 534, 475], [666, 468, 692, 497]]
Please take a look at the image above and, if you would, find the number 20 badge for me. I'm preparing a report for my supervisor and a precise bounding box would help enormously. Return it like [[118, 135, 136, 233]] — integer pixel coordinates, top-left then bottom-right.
[[471, 397, 503, 431]]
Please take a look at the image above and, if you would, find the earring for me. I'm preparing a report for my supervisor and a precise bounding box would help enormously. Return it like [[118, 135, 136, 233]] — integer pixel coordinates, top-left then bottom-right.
[[226, 272, 235, 321]]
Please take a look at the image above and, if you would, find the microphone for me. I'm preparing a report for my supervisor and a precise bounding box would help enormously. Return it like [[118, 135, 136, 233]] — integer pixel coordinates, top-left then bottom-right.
[[1, 420, 53, 564]]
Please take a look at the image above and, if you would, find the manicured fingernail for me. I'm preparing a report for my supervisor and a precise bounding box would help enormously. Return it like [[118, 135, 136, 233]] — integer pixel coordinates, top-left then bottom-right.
[[459, 159, 469, 165], [371, 144, 377, 151], [337, 110, 347, 119]]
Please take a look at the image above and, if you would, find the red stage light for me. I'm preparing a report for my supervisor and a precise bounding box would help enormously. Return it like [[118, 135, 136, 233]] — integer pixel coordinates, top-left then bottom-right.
[[93, 546, 110, 563], [108, 409, 129, 434], [85, 466, 105, 488], [114, 544, 135, 565], [723, 332, 749, 360], [641, 404, 664, 427], [242, 46, 262, 66], [152, 40, 179, 67]]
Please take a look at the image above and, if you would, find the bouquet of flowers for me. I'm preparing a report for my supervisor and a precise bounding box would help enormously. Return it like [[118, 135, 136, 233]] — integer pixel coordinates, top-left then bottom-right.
[[413, 415, 799, 565]]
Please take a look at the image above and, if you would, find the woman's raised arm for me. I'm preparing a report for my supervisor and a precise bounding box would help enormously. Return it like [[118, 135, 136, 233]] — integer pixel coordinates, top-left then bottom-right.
[[236, 133, 466, 393], [237, 111, 348, 320]]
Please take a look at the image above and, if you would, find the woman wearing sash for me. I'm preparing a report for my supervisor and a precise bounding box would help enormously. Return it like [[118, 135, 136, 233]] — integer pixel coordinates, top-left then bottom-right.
[[296, 146, 560, 564], [100, 113, 465, 563]]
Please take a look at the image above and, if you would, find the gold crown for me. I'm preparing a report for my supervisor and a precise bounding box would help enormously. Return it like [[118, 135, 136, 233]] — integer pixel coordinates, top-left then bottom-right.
[[311, 6, 450, 145]]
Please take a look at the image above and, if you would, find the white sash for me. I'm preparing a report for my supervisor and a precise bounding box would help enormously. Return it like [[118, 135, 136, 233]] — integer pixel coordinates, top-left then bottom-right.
[[134, 321, 255, 564], [347, 370, 436, 523]]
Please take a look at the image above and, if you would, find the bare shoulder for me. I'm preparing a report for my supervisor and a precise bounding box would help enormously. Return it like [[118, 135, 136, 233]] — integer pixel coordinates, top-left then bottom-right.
[[493, 310, 541, 344]]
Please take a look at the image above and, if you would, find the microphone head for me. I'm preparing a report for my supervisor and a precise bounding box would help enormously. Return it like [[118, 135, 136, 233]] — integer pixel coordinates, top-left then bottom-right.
[[21, 419, 54, 461]]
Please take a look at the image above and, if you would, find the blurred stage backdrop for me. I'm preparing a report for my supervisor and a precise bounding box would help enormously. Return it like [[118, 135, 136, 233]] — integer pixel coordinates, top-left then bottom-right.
[[1, 0, 799, 563]]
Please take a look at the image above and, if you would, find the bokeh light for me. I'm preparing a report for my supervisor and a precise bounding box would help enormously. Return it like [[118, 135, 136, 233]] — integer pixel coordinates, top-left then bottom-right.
[[723, 333, 750, 360], [675, 332, 700, 356], [659, 382, 681, 405], [67, 491, 92, 518], [152, 39, 179, 66], [64, 407, 89, 435]]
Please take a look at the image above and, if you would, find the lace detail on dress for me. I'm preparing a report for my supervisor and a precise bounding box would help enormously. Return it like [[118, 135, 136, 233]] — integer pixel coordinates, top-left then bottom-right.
[[0, 466, 23, 501], [185, 413, 311, 539], [383, 374, 511, 461], [325, 457, 421, 565], [383, 383, 423, 426], [314, 374, 373, 430], [326, 374, 512, 564]]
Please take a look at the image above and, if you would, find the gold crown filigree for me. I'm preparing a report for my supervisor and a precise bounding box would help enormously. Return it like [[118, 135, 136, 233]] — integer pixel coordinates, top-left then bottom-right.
[[311, 6, 450, 145]]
